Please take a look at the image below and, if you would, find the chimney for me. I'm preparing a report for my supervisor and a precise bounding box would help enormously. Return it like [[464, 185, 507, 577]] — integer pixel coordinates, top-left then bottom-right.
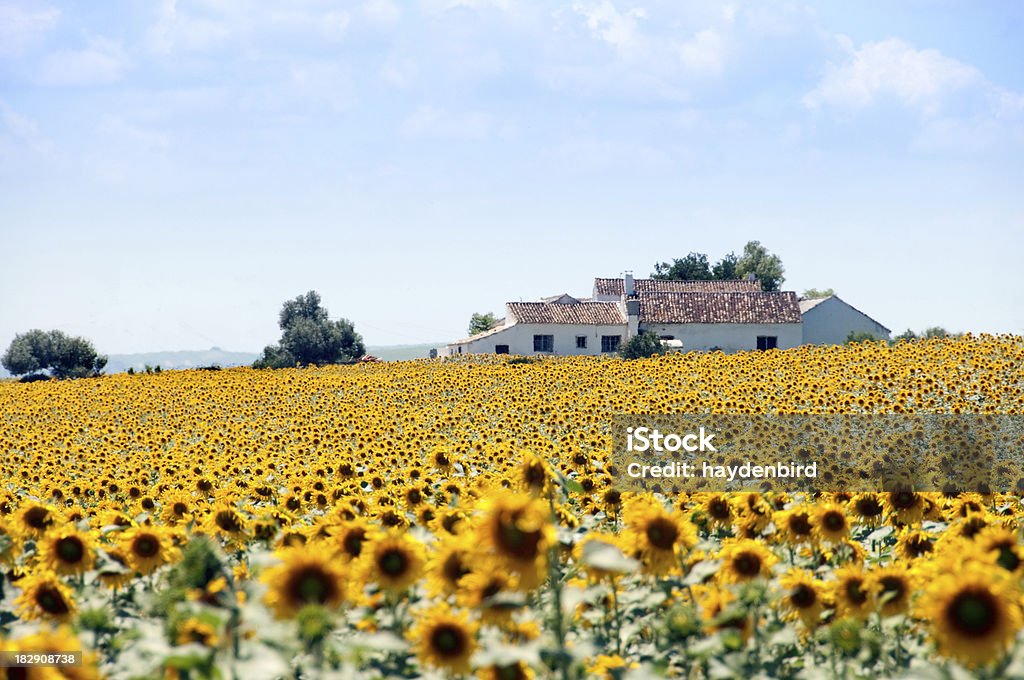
[[626, 299, 640, 338], [746, 272, 756, 282], [624, 271, 635, 298]]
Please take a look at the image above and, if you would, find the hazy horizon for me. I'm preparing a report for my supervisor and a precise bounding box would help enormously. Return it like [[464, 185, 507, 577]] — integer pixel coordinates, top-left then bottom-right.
[[2, 0, 1022, 355]]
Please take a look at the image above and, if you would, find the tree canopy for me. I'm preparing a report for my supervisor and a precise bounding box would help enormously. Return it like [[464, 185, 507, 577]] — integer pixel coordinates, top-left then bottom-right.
[[619, 330, 667, 360], [254, 291, 365, 368], [802, 288, 835, 299], [652, 241, 785, 291], [1, 329, 107, 379], [468, 312, 499, 336]]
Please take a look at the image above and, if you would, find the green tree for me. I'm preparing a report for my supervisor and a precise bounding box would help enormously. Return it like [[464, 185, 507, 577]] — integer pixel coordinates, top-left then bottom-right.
[[652, 252, 713, 280], [711, 252, 738, 280], [468, 312, 499, 336], [620, 331, 667, 360], [254, 291, 365, 368], [1, 329, 107, 378], [802, 288, 835, 299], [736, 241, 785, 292], [893, 329, 919, 343], [922, 326, 949, 339]]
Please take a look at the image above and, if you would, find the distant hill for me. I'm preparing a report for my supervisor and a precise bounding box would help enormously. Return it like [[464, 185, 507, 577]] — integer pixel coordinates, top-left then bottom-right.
[[0, 343, 446, 378]]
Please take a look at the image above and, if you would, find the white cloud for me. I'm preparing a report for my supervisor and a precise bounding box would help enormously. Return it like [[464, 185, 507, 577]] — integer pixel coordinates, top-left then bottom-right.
[[37, 36, 130, 86], [0, 2, 60, 55], [572, 0, 648, 57], [401, 105, 495, 139], [0, 100, 52, 154], [362, 0, 400, 25], [380, 55, 418, 88], [676, 29, 725, 75], [804, 38, 978, 113]]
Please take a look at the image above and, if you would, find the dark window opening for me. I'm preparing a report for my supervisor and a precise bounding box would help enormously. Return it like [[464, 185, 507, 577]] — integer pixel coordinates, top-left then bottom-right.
[[576, 336, 587, 349], [659, 335, 675, 340], [601, 335, 621, 353], [495, 345, 509, 354], [533, 335, 554, 352], [756, 336, 778, 351]]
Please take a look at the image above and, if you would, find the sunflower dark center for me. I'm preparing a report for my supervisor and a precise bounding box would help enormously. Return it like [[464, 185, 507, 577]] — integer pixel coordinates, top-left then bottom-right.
[[708, 499, 731, 520], [430, 624, 467, 657], [891, 492, 917, 510], [524, 465, 546, 487], [996, 546, 1021, 572], [288, 565, 337, 604], [25, 507, 51, 530], [442, 554, 469, 584], [56, 536, 85, 563], [822, 512, 845, 531], [879, 576, 907, 602], [379, 548, 409, 577], [215, 510, 242, 532], [789, 513, 813, 536], [133, 535, 160, 558], [946, 589, 999, 637], [496, 516, 541, 560], [36, 586, 70, 615], [855, 498, 884, 517], [791, 584, 817, 609], [645, 517, 679, 550], [845, 579, 868, 605], [734, 552, 762, 577], [343, 529, 366, 557]]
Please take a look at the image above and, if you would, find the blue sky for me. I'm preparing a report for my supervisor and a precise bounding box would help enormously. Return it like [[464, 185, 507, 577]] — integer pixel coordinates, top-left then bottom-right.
[[1, 0, 1022, 353]]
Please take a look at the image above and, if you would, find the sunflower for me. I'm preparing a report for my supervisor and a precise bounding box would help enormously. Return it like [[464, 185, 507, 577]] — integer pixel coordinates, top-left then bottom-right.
[[15, 571, 76, 623], [160, 491, 196, 525], [716, 538, 777, 584], [359, 530, 426, 593], [262, 547, 348, 619], [97, 548, 135, 590], [812, 503, 850, 544], [16, 502, 60, 538], [917, 562, 1023, 668], [427, 534, 475, 597], [124, 526, 180, 574], [870, 564, 915, 617], [176, 617, 220, 647], [3, 625, 102, 680], [0, 518, 21, 565], [476, 493, 553, 590], [896, 528, 935, 560], [777, 568, 826, 630], [518, 451, 552, 495], [698, 493, 735, 530], [36, 527, 97, 575], [774, 507, 816, 546], [849, 492, 886, 528], [830, 565, 877, 621], [697, 585, 752, 642], [622, 496, 696, 576], [477, 661, 535, 680], [206, 504, 249, 543], [329, 519, 375, 563], [407, 604, 478, 676], [456, 568, 521, 625], [976, 526, 1024, 575], [884, 490, 925, 525]]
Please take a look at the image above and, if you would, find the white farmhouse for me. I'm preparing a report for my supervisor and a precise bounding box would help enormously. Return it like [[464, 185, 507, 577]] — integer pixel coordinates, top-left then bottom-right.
[[444, 274, 806, 356], [799, 295, 891, 345]]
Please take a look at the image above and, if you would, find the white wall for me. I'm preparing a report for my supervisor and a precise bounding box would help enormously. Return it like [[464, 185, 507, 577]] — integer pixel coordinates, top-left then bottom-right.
[[640, 323, 803, 352], [802, 297, 890, 345], [447, 323, 628, 356]]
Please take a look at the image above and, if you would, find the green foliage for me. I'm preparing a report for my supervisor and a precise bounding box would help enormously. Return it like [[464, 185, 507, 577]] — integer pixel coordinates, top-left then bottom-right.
[[922, 326, 950, 339], [620, 331, 667, 360], [845, 331, 881, 344], [735, 240, 785, 292], [468, 312, 499, 336], [254, 291, 366, 368], [894, 329, 918, 343], [1, 329, 107, 378], [802, 288, 834, 299], [652, 252, 713, 280], [652, 242, 784, 291]]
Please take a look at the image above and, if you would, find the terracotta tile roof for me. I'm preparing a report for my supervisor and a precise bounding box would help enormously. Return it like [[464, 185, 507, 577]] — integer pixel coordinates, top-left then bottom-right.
[[638, 292, 802, 324], [507, 302, 626, 325], [594, 278, 761, 296]]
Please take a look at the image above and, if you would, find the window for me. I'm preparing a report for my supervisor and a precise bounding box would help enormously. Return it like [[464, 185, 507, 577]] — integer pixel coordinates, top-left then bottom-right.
[[756, 336, 778, 351], [576, 336, 587, 349], [601, 335, 621, 353], [659, 335, 675, 340], [533, 334, 554, 352], [495, 344, 509, 354]]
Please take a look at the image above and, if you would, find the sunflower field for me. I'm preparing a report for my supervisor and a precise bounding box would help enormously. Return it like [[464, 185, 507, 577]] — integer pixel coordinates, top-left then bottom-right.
[[2, 335, 1024, 679]]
